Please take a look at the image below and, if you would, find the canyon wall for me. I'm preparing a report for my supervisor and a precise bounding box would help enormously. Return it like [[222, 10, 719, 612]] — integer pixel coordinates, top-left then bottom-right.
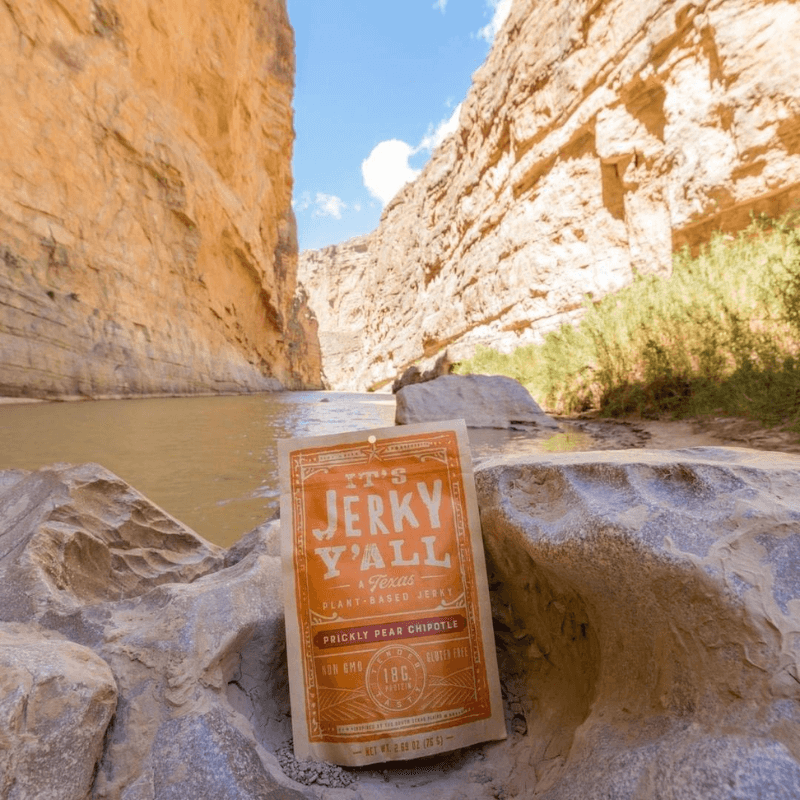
[[300, 0, 800, 391], [0, 0, 320, 398]]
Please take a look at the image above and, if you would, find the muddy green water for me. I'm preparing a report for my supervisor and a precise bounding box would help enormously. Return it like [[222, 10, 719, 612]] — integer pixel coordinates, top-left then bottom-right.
[[0, 392, 586, 547]]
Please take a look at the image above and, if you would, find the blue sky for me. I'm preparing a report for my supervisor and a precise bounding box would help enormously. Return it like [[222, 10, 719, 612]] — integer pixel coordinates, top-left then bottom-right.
[[287, 0, 511, 252]]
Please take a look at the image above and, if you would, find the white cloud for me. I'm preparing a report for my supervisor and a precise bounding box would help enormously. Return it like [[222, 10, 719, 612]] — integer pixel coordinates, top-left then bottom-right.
[[313, 192, 347, 219], [419, 103, 462, 152], [292, 191, 311, 212], [361, 104, 464, 207], [362, 140, 421, 205], [478, 0, 512, 43], [433, 0, 447, 12]]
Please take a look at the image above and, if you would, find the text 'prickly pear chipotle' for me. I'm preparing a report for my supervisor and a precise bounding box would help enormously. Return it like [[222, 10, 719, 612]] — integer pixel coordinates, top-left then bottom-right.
[[279, 421, 506, 766]]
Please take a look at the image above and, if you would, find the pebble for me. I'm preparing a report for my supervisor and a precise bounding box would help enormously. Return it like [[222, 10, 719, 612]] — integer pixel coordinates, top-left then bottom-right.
[[277, 744, 357, 788]]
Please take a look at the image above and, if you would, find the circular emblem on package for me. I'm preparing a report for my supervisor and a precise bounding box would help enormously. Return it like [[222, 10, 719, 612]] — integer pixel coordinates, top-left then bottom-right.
[[365, 645, 426, 712]]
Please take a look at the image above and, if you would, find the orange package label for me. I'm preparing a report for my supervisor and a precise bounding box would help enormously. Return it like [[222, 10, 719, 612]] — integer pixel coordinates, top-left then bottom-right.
[[279, 420, 506, 766]]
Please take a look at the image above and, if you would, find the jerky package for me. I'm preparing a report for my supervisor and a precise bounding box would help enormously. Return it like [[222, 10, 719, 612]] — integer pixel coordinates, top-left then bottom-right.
[[279, 420, 506, 766]]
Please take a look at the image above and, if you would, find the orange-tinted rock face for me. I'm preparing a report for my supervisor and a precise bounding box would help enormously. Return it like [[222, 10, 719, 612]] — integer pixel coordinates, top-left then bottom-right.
[[300, 0, 800, 391], [0, 0, 321, 397]]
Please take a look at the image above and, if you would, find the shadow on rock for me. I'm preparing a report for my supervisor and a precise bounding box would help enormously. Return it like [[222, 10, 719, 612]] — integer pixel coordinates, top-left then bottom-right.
[[476, 447, 800, 799]]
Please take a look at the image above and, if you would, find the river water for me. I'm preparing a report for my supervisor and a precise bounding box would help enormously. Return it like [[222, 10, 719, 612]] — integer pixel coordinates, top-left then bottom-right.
[[0, 392, 590, 547]]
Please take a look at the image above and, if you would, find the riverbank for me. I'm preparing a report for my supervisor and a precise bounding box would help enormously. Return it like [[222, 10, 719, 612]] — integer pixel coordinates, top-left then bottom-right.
[[0, 396, 46, 404], [0, 388, 289, 404], [563, 413, 800, 453]]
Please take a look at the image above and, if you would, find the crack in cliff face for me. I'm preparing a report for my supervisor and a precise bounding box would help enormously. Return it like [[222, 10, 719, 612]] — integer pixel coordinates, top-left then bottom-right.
[[2, 0, 33, 43], [91, 1, 121, 39], [47, 0, 84, 35], [621, 78, 667, 141]]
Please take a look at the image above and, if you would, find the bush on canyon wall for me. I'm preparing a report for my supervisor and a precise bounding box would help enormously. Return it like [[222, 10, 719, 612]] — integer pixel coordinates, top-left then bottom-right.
[[457, 213, 800, 431]]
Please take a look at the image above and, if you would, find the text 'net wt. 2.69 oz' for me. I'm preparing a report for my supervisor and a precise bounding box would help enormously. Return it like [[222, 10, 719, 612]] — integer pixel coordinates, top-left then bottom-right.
[[279, 420, 506, 766]]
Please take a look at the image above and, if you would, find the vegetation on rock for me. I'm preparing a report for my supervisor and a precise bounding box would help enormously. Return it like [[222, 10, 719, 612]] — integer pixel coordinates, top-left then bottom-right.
[[456, 214, 800, 433]]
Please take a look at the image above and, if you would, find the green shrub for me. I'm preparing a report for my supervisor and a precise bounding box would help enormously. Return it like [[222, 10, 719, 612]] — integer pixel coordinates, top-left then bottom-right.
[[454, 212, 800, 431]]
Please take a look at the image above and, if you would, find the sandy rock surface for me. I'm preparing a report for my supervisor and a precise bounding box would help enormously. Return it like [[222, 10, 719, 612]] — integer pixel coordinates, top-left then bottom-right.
[[0, 0, 320, 398], [476, 447, 800, 798], [1, 449, 798, 798], [395, 375, 560, 430], [0, 623, 117, 800], [0, 464, 305, 799], [300, 0, 800, 391]]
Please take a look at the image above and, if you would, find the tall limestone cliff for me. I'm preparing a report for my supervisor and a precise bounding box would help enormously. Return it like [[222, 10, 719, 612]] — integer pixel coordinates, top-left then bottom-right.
[[300, 0, 800, 391], [0, 0, 321, 397]]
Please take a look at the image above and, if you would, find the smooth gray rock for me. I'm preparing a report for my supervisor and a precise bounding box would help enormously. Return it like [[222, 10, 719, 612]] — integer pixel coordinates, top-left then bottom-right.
[[150, 708, 307, 800], [3, 450, 799, 800], [0, 623, 117, 800], [0, 464, 312, 800], [395, 373, 559, 429], [475, 447, 800, 800]]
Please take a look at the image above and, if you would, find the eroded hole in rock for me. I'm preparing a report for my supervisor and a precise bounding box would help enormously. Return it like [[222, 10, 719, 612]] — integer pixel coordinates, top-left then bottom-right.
[[486, 546, 601, 795], [249, 546, 599, 799]]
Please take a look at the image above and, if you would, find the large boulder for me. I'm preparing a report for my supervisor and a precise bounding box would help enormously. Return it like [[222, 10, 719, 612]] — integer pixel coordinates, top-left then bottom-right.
[[0, 463, 225, 619], [0, 623, 117, 800], [395, 373, 560, 429], [475, 447, 800, 799], [3, 450, 799, 799], [0, 464, 308, 800]]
